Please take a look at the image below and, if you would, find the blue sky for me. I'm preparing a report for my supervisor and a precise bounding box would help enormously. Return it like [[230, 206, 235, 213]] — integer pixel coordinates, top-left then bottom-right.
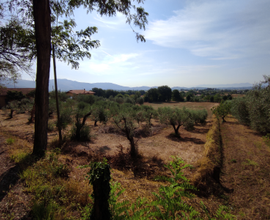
[[22, 0, 270, 87]]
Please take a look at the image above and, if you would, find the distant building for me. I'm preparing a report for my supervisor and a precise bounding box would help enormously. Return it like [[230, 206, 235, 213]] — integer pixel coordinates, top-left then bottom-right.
[[0, 88, 35, 108], [66, 89, 95, 97]]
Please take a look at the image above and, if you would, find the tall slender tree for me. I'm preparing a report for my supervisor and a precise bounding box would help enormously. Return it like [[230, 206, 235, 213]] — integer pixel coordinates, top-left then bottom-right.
[[32, 0, 51, 157]]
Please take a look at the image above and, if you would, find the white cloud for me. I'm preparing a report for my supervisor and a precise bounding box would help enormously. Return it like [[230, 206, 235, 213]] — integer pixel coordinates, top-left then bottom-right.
[[109, 53, 139, 64], [93, 12, 128, 29], [79, 51, 140, 75], [145, 0, 270, 60]]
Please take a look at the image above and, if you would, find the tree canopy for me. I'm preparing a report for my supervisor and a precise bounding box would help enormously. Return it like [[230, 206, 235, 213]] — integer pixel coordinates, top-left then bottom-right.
[[0, 13, 34, 84], [8, 0, 148, 157]]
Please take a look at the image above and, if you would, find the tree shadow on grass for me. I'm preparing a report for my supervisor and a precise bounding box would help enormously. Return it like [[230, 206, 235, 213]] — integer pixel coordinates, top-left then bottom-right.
[[0, 154, 37, 202], [189, 127, 209, 134], [166, 134, 205, 145], [107, 146, 167, 179], [96, 146, 111, 154], [223, 120, 241, 125]]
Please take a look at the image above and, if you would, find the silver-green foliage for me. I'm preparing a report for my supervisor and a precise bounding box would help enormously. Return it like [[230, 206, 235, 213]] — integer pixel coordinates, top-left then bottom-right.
[[112, 103, 139, 157], [211, 101, 231, 122], [230, 97, 250, 125], [158, 107, 203, 136], [231, 75, 270, 134], [57, 101, 73, 130], [71, 101, 92, 141]]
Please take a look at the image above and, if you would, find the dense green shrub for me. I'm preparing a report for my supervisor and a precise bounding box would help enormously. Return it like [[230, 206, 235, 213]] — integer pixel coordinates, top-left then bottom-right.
[[136, 97, 144, 105], [172, 89, 184, 102], [49, 90, 69, 102], [6, 91, 25, 103], [231, 75, 270, 134], [115, 96, 124, 104], [245, 79, 270, 134], [57, 103, 73, 130], [75, 94, 96, 105], [124, 97, 135, 104], [191, 109, 208, 125], [230, 97, 250, 125]]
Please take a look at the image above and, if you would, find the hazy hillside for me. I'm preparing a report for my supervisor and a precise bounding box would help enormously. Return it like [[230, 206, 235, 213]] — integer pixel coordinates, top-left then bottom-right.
[[3, 79, 253, 91]]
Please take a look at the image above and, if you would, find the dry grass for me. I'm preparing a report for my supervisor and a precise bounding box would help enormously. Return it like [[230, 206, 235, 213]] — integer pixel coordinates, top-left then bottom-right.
[[1, 104, 270, 219], [231, 94, 245, 98], [145, 101, 218, 118], [192, 117, 221, 186], [219, 116, 270, 219]]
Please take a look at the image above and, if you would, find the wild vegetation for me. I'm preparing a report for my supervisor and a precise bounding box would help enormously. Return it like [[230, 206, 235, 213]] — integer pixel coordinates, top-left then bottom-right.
[[230, 75, 270, 134], [1, 83, 270, 219]]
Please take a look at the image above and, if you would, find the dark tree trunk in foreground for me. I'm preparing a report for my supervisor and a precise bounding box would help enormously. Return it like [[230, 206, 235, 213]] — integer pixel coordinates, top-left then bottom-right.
[[32, 0, 51, 157], [91, 165, 111, 220]]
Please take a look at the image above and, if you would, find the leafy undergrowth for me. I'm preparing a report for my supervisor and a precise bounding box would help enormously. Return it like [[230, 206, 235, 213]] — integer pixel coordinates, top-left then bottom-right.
[[3, 139, 235, 220]]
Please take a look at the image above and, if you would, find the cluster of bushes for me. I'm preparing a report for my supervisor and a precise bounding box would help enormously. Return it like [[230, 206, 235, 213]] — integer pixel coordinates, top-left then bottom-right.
[[230, 76, 270, 134], [3, 97, 34, 118]]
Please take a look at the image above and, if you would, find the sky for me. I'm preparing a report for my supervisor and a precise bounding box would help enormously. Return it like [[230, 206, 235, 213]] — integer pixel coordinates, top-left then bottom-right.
[[22, 0, 270, 88]]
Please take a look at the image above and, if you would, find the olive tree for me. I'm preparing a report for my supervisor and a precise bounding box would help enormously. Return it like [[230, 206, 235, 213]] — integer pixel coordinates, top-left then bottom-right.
[[71, 101, 93, 141], [111, 103, 141, 158], [211, 100, 231, 122], [91, 101, 109, 126], [158, 107, 195, 137], [231, 75, 270, 134]]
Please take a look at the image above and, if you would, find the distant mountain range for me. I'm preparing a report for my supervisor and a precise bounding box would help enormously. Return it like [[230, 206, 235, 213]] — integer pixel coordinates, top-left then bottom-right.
[[3, 79, 253, 91]]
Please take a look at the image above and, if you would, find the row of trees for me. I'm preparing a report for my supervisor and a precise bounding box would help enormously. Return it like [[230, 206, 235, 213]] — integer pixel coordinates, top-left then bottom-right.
[[91, 86, 234, 103], [230, 75, 270, 134], [2, 92, 209, 158], [92, 88, 146, 98], [211, 76, 270, 135], [45, 94, 208, 158]]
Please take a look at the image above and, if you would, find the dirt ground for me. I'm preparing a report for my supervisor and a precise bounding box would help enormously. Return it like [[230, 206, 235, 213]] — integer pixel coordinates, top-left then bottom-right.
[[3, 102, 269, 219], [0, 103, 217, 219], [0, 102, 218, 166]]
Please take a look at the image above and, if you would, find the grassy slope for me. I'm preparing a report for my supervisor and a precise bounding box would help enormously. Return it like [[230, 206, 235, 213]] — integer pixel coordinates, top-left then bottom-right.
[[220, 116, 270, 219]]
